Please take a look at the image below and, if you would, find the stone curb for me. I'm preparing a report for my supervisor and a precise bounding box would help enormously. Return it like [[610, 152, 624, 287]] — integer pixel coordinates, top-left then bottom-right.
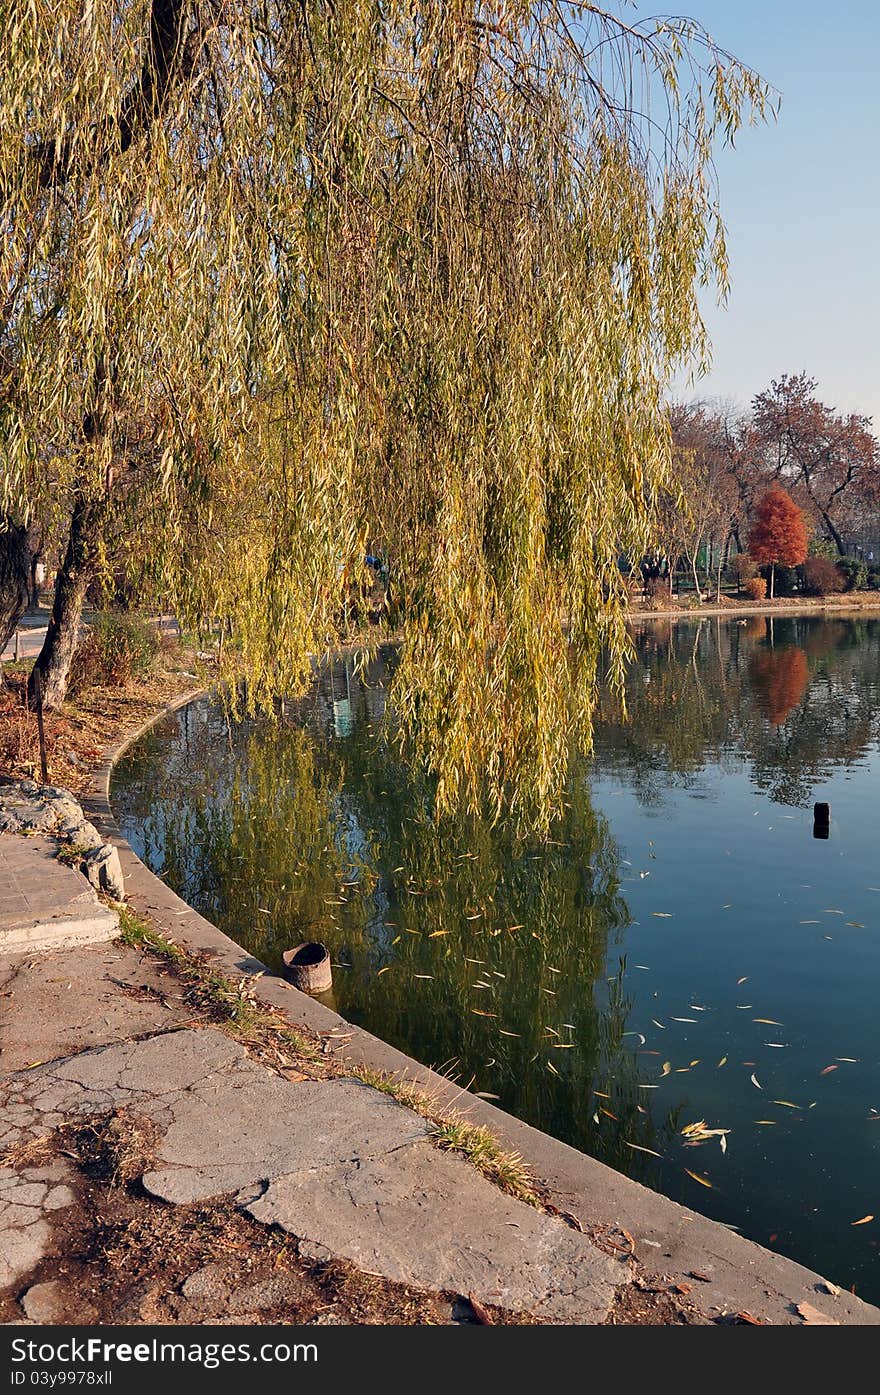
[[81, 687, 880, 1326]]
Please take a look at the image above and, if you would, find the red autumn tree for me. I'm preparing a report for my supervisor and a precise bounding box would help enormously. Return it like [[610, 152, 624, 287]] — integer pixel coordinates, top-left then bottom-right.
[[748, 487, 809, 598]]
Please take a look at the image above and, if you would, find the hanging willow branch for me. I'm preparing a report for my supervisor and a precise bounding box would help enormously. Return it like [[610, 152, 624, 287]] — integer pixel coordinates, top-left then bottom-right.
[[0, 1, 775, 828]]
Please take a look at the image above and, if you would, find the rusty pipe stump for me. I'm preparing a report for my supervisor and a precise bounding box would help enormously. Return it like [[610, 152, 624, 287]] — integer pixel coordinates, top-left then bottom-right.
[[282, 941, 332, 994]]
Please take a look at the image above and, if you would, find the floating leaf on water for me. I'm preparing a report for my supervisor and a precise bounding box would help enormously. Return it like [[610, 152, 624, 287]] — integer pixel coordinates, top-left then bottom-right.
[[720, 1135, 727, 1154], [753, 1018, 782, 1025], [599, 1107, 618, 1120], [799, 920, 820, 924], [652, 912, 673, 918], [625, 1142, 663, 1158], [750, 1074, 762, 1089], [847, 922, 865, 928], [471, 1009, 497, 1017], [684, 1169, 714, 1189], [737, 976, 748, 985], [594, 1090, 611, 1099], [651, 1019, 666, 1029], [546, 1061, 561, 1077], [639, 1084, 659, 1089], [475, 1091, 499, 1099], [661, 1062, 672, 1076], [671, 1017, 698, 1023], [820, 1065, 839, 1076], [851, 1215, 874, 1226], [717, 1056, 727, 1067], [836, 1057, 859, 1063], [377, 966, 392, 976], [773, 1100, 800, 1109], [413, 974, 434, 980], [755, 1121, 777, 1125], [429, 930, 449, 937]]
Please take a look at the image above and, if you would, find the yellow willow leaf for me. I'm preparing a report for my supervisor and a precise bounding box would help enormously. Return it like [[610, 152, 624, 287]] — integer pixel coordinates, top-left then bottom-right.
[[684, 1169, 714, 1189]]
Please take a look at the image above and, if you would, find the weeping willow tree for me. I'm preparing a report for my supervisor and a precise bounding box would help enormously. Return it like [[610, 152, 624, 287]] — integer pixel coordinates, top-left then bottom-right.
[[0, 0, 773, 828]]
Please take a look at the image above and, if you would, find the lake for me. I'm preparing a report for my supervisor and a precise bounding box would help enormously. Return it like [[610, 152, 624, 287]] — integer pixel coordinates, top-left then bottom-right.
[[112, 614, 880, 1298]]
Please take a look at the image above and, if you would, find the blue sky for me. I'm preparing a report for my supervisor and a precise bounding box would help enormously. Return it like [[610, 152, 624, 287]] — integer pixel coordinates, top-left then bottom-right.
[[633, 0, 880, 427]]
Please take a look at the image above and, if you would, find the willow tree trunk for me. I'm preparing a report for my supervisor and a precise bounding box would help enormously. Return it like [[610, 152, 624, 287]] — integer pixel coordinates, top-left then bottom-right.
[[0, 520, 32, 655], [28, 495, 103, 709]]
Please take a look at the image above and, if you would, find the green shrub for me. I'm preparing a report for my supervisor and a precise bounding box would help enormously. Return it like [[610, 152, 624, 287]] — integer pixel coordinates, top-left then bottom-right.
[[802, 556, 846, 596], [808, 536, 838, 561], [774, 565, 800, 596], [837, 556, 868, 591], [69, 610, 159, 695]]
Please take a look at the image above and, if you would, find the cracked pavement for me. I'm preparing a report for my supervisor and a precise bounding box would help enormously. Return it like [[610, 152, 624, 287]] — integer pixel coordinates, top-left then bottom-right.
[[0, 1025, 627, 1322]]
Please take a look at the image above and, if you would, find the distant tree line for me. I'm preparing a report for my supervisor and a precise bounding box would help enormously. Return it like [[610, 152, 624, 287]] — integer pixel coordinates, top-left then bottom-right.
[[644, 372, 880, 602]]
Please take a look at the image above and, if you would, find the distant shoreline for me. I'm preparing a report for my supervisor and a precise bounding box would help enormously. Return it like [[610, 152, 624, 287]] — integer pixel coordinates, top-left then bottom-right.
[[629, 595, 880, 623]]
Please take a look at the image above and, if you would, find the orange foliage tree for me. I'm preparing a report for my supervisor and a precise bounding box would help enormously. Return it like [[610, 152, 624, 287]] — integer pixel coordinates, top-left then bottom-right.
[[748, 487, 809, 598]]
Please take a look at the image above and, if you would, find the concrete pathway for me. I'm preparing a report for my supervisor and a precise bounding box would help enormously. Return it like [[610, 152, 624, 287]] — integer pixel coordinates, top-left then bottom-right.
[[0, 829, 629, 1323], [0, 837, 118, 955], [1, 616, 48, 663], [0, 1026, 624, 1321]]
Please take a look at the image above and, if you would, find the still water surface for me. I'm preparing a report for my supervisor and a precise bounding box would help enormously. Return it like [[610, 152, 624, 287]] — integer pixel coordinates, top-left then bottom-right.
[[112, 616, 880, 1296]]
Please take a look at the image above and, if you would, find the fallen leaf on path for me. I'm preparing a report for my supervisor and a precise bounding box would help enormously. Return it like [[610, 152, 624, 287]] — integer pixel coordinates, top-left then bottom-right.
[[467, 1292, 493, 1325], [796, 1302, 839, 1326]]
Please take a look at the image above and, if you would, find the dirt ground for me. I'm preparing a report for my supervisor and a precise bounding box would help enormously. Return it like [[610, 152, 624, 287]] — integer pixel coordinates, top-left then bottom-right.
[[0, 658, 202, 798]]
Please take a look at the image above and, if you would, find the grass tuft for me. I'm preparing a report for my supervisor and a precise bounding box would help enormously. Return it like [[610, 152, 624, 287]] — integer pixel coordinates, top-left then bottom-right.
[[117, 905, 320, 1063], [351, 1064, 540, 1207]]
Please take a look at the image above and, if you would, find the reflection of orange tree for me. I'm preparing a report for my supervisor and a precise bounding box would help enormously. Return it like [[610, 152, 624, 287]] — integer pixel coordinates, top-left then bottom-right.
[[593, 616, 880, 809], [748, 646, 809, 726]]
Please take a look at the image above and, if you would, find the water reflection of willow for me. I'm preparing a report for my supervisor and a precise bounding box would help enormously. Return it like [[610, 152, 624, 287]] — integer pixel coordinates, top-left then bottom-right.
[[115, 693, 679, 1170]]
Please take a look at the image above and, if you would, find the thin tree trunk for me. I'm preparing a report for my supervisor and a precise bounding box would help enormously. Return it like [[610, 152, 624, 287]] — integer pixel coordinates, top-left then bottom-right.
[[0, 519, 32, 654], [28, 495, 103, 709], [690, 550, 701, 602], [770, 563, 775, 600], [28, 527, 44, 608]]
